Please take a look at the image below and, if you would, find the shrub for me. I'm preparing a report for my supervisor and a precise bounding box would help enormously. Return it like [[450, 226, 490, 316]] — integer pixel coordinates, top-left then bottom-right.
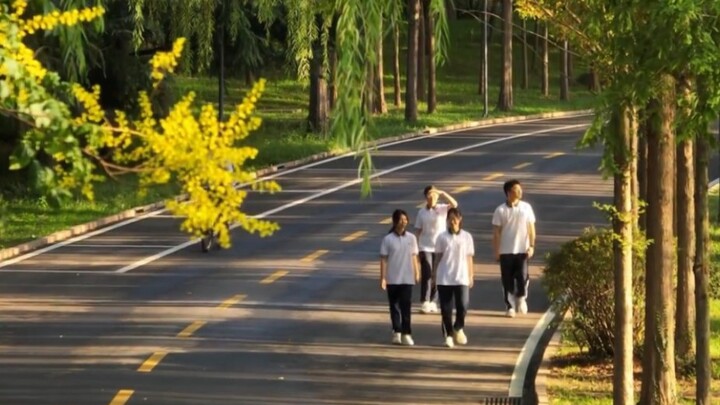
[[543, 227, 647, 357]]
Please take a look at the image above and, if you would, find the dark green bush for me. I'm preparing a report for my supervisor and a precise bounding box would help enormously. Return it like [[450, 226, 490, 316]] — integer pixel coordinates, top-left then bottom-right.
[[543, 227, 647, 357]]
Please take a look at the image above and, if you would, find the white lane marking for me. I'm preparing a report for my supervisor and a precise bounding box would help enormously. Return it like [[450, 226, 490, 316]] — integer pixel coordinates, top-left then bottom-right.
[[71, 244, 178, 249], [0, 211, 162, 269], [509, 308, 556, 397], [115, 123, 587, 273], [710, 177, 719, 190]]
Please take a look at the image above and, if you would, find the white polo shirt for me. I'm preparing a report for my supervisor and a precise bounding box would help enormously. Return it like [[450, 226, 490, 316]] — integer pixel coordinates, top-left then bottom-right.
[[492, 200, 536, 254], [434, 230, 474, 286], [414, 203, 450, 252], [380, 231, 419, 285]]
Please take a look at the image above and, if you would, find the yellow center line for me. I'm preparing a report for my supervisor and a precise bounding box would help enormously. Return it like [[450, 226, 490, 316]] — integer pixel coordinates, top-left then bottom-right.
[[137, 351, 167, 373], [451, 185, 471, 193], [342, 231, 368, 242], [301, 249, 329, 262], [379, 217, 392, 224], [260, 270, 289, 284], [483, 172, 504, 181], [544, 152, 565, 159], [177, 320, 206, 338], [513, 162, 532, 169], [217, 294, 246, 309], [108, 389, 134, 405]]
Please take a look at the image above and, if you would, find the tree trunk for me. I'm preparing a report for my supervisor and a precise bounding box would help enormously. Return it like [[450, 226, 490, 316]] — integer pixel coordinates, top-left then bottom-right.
[[541, 23, 548, 97], [589, 68, 601, 92], [307, 34, 329, 134], [497, 0, 513, 110], [559, 39, 569, 101], [612, 103, 635, 405], [393, 24, 402, 108], [445, 0, 456, 20], [567, 43, 573, 84], [372, 21, 387, 114], [424, 0, 436, 113], [405, 0, 420, 123], [328, 39, 338, 110], [531, 19, 540, 75], [675, 77, 696, 368], [521, 19, 528, 90], [417, 0, 425, 103], [640, 74, 677, 405], [694, 133, 711, 405], [637, 120, 648, 231]]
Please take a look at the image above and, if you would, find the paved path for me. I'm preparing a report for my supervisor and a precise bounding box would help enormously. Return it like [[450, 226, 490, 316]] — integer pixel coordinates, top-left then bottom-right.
[[1, 115, 711, 405]]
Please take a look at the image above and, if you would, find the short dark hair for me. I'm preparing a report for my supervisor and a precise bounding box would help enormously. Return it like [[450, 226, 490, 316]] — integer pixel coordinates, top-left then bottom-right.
[[423, 185, 435, 196], [390, 209, 409, 233], [503, 179, 521, 196]]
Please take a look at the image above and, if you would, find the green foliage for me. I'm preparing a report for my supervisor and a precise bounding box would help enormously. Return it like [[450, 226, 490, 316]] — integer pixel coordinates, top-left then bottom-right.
[[543, 227, 647, 357]]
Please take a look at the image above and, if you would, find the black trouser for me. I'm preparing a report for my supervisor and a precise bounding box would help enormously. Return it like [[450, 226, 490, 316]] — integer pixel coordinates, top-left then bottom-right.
[[437, 285, 469, 337], [500, 253, 529, 309], [418, 251, 436, 302], [387, 284, 413, 334]]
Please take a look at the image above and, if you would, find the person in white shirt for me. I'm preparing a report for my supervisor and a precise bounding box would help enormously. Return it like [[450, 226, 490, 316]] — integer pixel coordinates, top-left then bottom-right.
[[414, 185, 458, 314], [432, 208, 474, 348], [380, 209, 420, 346], [492, 179, 536, 318]]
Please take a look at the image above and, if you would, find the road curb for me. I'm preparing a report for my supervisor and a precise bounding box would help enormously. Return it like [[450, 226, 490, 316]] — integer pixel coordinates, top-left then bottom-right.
[[533, 313, 564, 405], [1, 109, 592, 262]]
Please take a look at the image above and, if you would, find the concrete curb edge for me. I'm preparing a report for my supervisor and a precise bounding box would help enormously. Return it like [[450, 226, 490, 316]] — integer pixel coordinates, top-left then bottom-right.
[[1, 109, 592, 262]]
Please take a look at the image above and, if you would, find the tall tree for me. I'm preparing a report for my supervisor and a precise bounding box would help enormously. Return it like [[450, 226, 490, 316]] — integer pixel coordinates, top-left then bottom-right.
[[521, 19, 529, 90], [559, 39, 569, 101], [405, 0, 421, 122], [424, 0, 437, 113], [497, 0, 513, 110], [694, 131, 711, 405], [540, 23, 548, 97], [498, 0, 513, 111], [640, 74, 677, 405], [675, 76, 696, 367]]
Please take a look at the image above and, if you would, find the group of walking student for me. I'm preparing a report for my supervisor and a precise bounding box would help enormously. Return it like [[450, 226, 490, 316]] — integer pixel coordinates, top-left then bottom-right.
[[379, 180, 536, 348]]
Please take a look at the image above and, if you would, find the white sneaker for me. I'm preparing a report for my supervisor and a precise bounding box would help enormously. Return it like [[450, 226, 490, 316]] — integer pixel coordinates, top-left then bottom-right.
[[420, 301, 432, 314], [506, 308, 516, 318], [429, 301, 439, 313], [444, 336, 455, 348], [401, 334, 415, 346], [517, 296, 528, 314], [454, 329, 468, 345], [392, 332, 402, 345]]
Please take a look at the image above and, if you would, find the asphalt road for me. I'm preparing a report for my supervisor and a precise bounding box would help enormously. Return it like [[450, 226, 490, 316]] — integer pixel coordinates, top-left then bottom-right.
[[0, 114, 717, 405]]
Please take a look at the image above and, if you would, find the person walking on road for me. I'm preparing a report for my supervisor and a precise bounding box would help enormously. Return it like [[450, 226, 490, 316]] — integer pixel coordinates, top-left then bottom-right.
[[432, 208, 474, 348], [492, 179, 536, 318], [380, 209, 420, 346], [415, 185, 458, 314]]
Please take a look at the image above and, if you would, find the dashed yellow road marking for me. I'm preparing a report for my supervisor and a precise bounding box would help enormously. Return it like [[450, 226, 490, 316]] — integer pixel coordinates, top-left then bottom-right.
[[342, 231, 367, 242], [137, 351, 167, 373], [177, 321, 206, 338], [260, 270, 289, 284], [217, 294, 246, 309], [108, 390, 134, 405], [379, 217, 392, 224], [544, 152, 565, 159], [513, 162, 532, 169], [301, 249, 329, 262], [483, 173, 504, 181], [451, 185, 471, 193]]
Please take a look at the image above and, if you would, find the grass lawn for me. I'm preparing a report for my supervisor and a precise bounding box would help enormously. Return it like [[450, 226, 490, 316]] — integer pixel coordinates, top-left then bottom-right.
[[1, 19, 597, 249], [547, 191, 720, 404]]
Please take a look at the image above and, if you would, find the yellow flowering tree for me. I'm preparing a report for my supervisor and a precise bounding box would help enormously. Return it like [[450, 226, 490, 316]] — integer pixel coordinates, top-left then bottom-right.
[[0, 1, 279, 247]]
